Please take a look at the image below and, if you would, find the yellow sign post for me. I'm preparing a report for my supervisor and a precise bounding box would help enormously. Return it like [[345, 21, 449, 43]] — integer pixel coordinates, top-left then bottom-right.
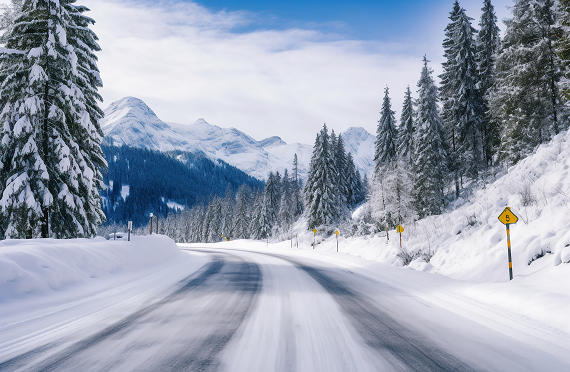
[[396, 225, 404, 248], [498, 207, 519, 281], [335, 230, 339, 252], [313, 229, 317, 249]]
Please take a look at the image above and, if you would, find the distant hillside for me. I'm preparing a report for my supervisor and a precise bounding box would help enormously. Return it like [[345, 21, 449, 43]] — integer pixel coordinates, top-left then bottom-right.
[[100, 97, 375, 180], [101, 145, 264, 228]]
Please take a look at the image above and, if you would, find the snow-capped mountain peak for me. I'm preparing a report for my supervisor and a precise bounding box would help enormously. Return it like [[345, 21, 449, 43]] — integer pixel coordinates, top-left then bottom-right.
[[100, 97, 374, 180]]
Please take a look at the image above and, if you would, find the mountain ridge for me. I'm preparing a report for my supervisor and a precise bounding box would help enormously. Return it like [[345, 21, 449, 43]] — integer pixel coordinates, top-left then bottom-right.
[[100, 97, 375, 180]]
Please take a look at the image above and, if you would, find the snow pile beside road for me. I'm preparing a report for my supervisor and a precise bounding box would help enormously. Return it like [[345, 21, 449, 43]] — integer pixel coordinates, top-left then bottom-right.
[[0, 235, 184, 302]]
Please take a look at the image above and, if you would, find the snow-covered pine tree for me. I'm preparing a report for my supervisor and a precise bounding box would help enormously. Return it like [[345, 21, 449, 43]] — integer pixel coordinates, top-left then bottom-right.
[[374, 86, 398, 176], [397, 86, 414, 164], [220, 185, 235, 238], [292, 153, 304, 218], [412, 56, 448, 219], [233, 184, 251, 239], [372, 86, 397, 221], [345, 152, 364, 209], [250, 192, 270, 240], [304, 124, 338, 229], [439, 1, 484, 192], [489, 0, 565, 165], [0, 0, 105, 239], [264, 172, 280, 230], [278, 169, 294, 236], [334, 134, 349, 216], [476, 0, 501, 166]]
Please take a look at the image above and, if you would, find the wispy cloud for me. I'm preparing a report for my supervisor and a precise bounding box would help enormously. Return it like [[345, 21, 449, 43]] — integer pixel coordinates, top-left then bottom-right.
[[1, 0, 513, 144], [81, 0, 431, 143]]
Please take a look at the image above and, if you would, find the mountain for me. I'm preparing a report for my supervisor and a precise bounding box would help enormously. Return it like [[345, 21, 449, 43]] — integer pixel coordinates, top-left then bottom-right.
[[101, 145, 264, 227], [100, 97, 374, 180]]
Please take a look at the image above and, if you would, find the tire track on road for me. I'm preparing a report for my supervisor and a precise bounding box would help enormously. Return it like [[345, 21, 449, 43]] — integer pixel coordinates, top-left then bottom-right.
[[260, 252, 477, 372]]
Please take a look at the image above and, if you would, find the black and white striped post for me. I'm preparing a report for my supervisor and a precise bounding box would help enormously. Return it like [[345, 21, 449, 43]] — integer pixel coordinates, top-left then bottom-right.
[[498, 207, 519, 281]]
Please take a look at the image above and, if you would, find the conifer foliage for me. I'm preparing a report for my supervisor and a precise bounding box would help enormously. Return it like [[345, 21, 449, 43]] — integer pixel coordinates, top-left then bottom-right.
[[440, 1, 484, 191], [489, 0, 565, 164], [0, 0, 106, 239], [412, 57, 448, 218]]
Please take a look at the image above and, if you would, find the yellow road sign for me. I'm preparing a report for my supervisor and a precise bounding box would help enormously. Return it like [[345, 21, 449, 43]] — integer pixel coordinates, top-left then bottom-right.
[[313, 229, 317, 234], [498, 207, 518, 225], [335, 230, 339, 235], [396, 225, 404, 233]]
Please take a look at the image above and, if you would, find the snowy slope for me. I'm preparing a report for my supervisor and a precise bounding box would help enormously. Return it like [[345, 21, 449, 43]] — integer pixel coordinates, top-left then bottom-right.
[[100, 97, 374, 180], [295, 128, 570, 285]]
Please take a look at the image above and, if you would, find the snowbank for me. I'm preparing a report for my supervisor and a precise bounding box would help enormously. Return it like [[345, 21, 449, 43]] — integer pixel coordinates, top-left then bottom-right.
[[0, 235, 184, 303]]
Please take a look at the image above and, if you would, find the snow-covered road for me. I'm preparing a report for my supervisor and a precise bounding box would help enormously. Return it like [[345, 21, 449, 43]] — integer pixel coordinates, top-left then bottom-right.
[[1, 246, 569, 371]]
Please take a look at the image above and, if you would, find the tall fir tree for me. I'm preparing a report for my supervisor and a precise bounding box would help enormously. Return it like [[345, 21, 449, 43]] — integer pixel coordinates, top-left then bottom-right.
[[334, 133, 349, 217], [374, 86, 398, 176], [439, 1, 484, 193], [397, 86, 414, 164], [489, 0, 565, 164], [476, 0, 501, 165], [304, 124, 338, 229], [0, 0, 105, 238], [233, 184, 251, 239], [291, 153, 304, 218], [412, 56, 448, 219], [264, 172, 280, 230], [372, 86, 397, 218]]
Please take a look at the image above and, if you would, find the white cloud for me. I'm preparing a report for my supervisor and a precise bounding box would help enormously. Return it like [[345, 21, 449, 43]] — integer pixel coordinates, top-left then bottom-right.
[[1, 0, 514, 144], [82, 0, 430, 144]]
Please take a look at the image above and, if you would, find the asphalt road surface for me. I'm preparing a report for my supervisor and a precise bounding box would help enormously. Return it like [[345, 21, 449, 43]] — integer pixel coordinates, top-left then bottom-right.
[[0, 247, 568, 371]]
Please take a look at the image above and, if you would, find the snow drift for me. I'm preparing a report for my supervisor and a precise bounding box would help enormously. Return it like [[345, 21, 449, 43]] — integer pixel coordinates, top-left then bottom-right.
[[0, 235, 184, 302]]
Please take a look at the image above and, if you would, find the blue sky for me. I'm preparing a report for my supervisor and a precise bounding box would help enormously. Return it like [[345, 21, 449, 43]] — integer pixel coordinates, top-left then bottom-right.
[[195, 0, 510, 44], [77, 0, 511, 144]]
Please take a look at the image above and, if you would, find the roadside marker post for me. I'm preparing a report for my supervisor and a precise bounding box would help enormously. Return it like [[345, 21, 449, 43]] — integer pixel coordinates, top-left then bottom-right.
[[386, 225, 389, 242], [149, 213, 153, 235], [128, 221, 132, 241], [313, 229, 317, 249], [396, 225, 404, 248], [335, 230, 339, 252], [498, 207, 519, 281]]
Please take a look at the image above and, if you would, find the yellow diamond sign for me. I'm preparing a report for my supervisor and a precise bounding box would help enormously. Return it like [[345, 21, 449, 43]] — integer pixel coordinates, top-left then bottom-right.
[[498, 207, 518, 225], [313, 229, 317, 234], [396, 225, 404, 233]]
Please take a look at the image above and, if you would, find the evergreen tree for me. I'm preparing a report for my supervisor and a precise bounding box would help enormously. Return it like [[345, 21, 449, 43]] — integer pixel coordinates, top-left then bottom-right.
[[264, 172, 280, 229], [278, 169, 294, 235], [304, 124, 338, 229], [397, 86, 414, 164], [250, 192, 270, 240], [372, 86, 397, 218], [440, 1, 484, 192], [0, 0, 105, 238], [477, 0, 501, 165], [412, 56, 448, 219], [558, 0, 570, 99], [489, 0, 565, 164], [233, 184, 251, 239], [292, 153, 304, 218], [345, 152, 364, 208], [334, 133, 349, 217], [374, 86, 398, 175]]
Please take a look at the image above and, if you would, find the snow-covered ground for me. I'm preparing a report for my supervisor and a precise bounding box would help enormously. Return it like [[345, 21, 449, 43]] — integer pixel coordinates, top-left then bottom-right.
[[0, 236, 208, 361]]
